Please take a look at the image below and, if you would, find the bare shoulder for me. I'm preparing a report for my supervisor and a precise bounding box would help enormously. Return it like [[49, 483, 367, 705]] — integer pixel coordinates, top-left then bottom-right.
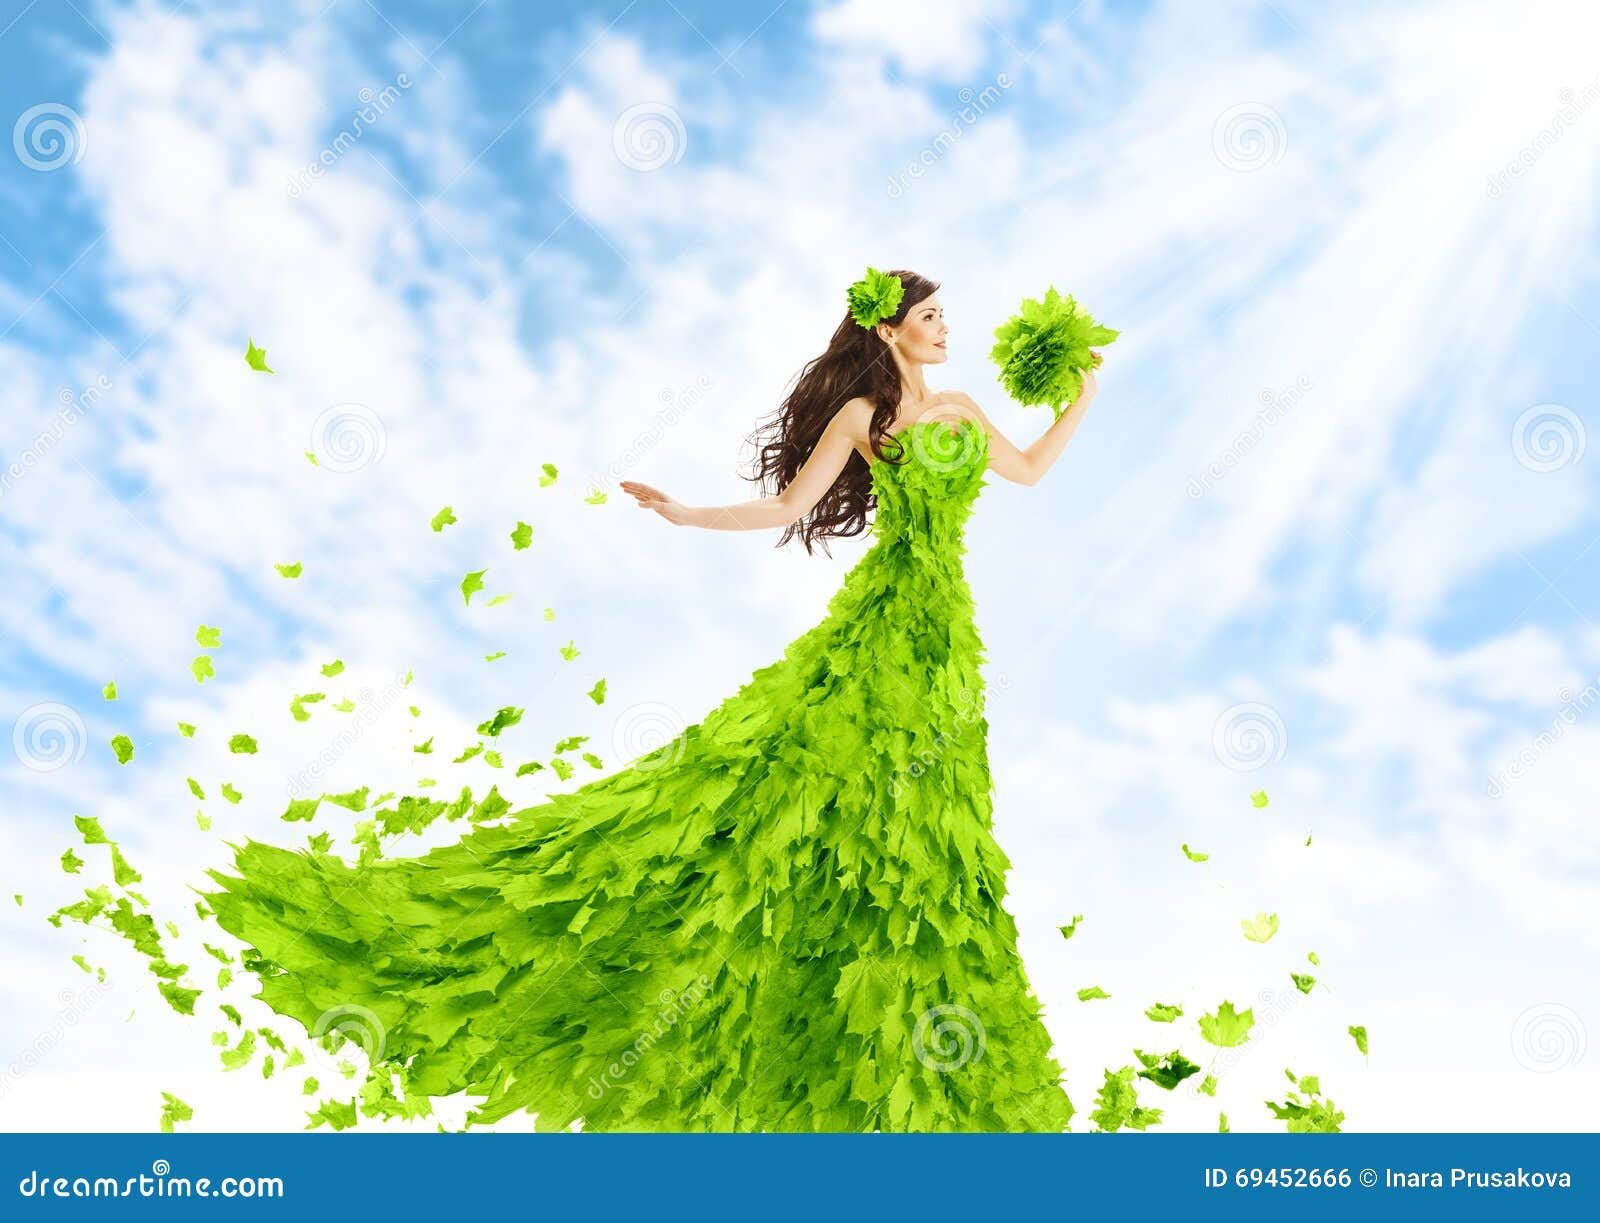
[[832, 396, 877, 442]]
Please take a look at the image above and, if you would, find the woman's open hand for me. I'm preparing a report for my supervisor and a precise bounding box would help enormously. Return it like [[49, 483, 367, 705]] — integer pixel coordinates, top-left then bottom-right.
[[621, 480, 695, 526]]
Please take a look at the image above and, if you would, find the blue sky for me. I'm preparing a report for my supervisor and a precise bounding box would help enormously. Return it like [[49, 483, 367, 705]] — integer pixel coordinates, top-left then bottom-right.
[[2, 0, 1598, 1131]]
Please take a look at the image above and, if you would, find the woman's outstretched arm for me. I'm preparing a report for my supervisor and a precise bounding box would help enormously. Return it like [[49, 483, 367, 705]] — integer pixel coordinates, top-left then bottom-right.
[[954, 363, 1100, 487], [622, 399, 870, 530]]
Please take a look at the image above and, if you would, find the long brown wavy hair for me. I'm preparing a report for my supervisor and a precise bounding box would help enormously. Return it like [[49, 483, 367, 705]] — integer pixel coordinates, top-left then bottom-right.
[[745, 269, 940, 554]]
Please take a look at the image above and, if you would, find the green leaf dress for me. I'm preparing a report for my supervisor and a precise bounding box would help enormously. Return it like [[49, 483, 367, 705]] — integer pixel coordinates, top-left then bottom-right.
[[203, 417, 1076, 1132]]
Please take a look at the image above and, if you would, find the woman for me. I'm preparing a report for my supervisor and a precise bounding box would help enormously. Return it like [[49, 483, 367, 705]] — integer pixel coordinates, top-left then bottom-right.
[[205, 268, 1101, 1133]]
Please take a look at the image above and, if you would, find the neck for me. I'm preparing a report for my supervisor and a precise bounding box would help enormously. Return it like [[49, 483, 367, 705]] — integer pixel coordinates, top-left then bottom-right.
[[894, 354, 929, 402]]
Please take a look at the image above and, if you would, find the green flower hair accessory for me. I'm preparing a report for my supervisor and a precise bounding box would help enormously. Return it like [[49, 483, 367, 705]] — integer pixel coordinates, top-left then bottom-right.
[[989, 287, 1119, 419], [846, 267, 905, 330]]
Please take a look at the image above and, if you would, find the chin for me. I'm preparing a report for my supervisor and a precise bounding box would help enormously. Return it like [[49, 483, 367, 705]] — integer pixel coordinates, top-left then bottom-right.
[[927, 348, 950, 363]]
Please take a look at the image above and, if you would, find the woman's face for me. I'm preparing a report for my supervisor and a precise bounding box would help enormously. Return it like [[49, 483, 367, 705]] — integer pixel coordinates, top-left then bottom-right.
[[887, 294, 948, 363]]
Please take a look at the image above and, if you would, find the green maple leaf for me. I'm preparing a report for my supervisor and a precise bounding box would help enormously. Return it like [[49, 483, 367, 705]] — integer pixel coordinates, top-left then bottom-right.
[[515, 760, 544, 777], [1058, 914, 1084, 939], [431, 506, 457, 532], [587, 678, 607, 705], [111, 734, 134, 764], [1250, 789, 1269, 808], [1134, 1048, 1201, 1090], [1218, 1111, 1230, 1133], [1077, 985, 1110, 1001], [1290, 973, 1316, 994], [221, 783, 241, 805], [510, 521, 533, 550], [177, 722, 195, 737], [1241, 911, 1280, 943], [1145, 1001, 1183, 1022], [550, 758, 573, 781], [305, 451, 318, 465], [1307, 951, 1320, 965], [483, 750, 503, 768], [60, 848, 84, 874], [414, 737, 434, 754], [1181, 842, 1209, 862], [103, 681, 117, 700], [1348, 1025, 1368, 1058], [559, 640, 579, 660], [584, 489, 607, 505], [191, 656, 214, 684], [245, 337, 274, 373], [453, 743, 484, 763], [195, 810, 211, 830], [1199, 1000, 1256, 1048], [484, 651, 506, 662], [320, 659, 344, 677], [228, 734, 258, 755], [1089, 1065, 1163, 1133], [538, 463, 558, 488], [187, 778, 205, 800], [477, 707, 524, 737], [274, 561, 302, 578], [195, 624, 221, 648], [581, 752, 603, 769], [158, 1092, 193, 1134], [332, 698, 355, 712], [553, 735, 588, 753], [543, 607, 554, 621], [1197, 1073, 1217, 1097], [485, 593, 513, 607], [289, 692, 325, 721], [461, 569, 487, 605], [220, 1029, 257, 1071]]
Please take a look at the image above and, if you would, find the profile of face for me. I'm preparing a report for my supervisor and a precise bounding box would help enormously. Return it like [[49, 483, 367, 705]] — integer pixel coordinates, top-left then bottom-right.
[[881, 293, 948, 364]]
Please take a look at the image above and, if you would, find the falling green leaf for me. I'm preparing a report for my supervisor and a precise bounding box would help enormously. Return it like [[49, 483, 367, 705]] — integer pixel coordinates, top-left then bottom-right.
[[187, 778, 206, 800], [61, 848, 85, 873], [543, 607, 555, 622], [587, 678, 607, 705], [103, 681, 117, 700], [414, 737, 434, 755], [581, 752, 603, 769], [191, 656, 215, 684], [1145, 1001, 1182, 1022], [510, 521, 533, 550], [584, 488, 607, 505], [515, 761, 544, 777], [1241, 911, 1280, 943], [1291, 973, 1316, 994], [1307, 951, 1320, 965], [478, 707, 524, 737], [1077, 985, 1111, 1001], [485, 594, 513, 608], [453, 743, 484, 763], [1090, 1065, 1162, 1133], [177, 721, 196, 737], [431, 506, 458, 533], [245, 337, 274, 373], [158, 1092, 193, 1133], [228, 734, 258, 755], [1305, 831, 1313, 846], [195, 625, 222, 648], [290, 692, 325, 721], [1058, 914, 1084, 940], [111, 734, 134, 765], [1197, 1074, 1217, 1097], [559, 640, 579, 661], [1134, 1048, 1201, 1090], [1348, 1025, 1368, 1058], [1250, 789, 1269, 808], [538, 463, 558, 488], [1181, 842, 1209, 862], [1199, 1001, 1256, 1048], [484, 652, 506, 662], [332, 698, 355, 713], [461, 569, 487, 606], [220, 1028, 257, 1071], [305, 451, 318, 465], [195, 810, 211, 831], [1218, 1111, 1230, 1133], [320, 659, 344, 677], [550, 758, 573, 781], [221, 783, 241, 805], [275, 562, 303, 578]]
